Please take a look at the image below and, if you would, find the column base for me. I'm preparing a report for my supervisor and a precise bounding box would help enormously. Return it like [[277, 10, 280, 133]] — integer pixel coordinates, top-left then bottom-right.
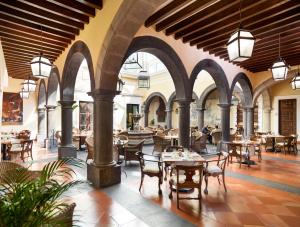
[[87, 162, 121, 188], [37, 134, 46, 148], [58, 145, 77, 159]]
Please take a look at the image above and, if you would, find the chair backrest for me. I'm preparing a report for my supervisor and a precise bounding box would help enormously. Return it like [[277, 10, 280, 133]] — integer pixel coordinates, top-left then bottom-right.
[[175, 164, 204, 188], [0, 161, 24, 175], [22, 140, 33, 152], [119, 131, 128, 137], [212, 131, 222, 143], [85, 136, 94, 160], [217, 151, 229, 172], [265, 137, 273, 146], [118, 135, 128, 141]]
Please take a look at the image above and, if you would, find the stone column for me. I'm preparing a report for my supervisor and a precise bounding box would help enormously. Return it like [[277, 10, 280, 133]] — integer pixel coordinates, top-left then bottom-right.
[[144, 110, 149, 127], [58, 100, 77, 158], [218, 104, 231, 142], [242, 108, 248, 137], [37, 107, 46, 146], [263, 108, 271, 132], [245, 107, 254, 136], [196, 108, 205, 130], [87, 89, 121, 188], [165, 108, 172, 129], [45, 105, 57, 138], [177, 99, 190, 148]]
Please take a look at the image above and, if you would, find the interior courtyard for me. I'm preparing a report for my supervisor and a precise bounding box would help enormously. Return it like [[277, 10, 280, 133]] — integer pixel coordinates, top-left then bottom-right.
[[0, 1, 300, 226]]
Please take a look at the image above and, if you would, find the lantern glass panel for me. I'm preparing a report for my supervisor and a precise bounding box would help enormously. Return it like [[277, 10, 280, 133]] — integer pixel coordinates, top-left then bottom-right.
[[271, 60, 288, 80]]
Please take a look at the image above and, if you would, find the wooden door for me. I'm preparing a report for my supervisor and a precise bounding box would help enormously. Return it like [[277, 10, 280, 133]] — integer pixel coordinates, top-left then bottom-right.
[[279, 99, 296, 135]]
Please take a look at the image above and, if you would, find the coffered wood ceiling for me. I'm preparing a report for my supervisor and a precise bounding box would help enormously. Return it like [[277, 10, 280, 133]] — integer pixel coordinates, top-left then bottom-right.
[[145, 0, 300, 73], [0, 0, 102, 79]]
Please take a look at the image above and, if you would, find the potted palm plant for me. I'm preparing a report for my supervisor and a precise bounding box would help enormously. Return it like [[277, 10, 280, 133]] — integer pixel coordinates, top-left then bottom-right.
[[0, 158, 84, 227]]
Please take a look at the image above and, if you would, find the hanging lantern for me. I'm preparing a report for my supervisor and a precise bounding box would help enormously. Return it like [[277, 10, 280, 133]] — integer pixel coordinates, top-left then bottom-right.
[[123, 52, 142, 70], [291, 66, 300, 90], [20, 88, 29, 99], [271, 34, 289, 81], [227, 28, 255, 62], [226, 0, 255, 62], [138, 70, 150, 88], [271, 57, 289, 81], [116, 79, 125, 94], [30, 53, 52, 79], [22, 79, 37, 92]]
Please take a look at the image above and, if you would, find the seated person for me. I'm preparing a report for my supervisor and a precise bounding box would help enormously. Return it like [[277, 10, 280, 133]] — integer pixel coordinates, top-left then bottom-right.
[[202, 125, 212, 144]]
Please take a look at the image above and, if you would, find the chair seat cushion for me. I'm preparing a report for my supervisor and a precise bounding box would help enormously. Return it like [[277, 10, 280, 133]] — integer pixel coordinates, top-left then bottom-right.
[[205, 165, 222, 175], [276, 142, 286, 146], [143, 163, 160, 174]]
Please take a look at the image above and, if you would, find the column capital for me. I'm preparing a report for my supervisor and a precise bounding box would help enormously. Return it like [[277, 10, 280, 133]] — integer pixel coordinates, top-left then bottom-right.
[[37, 107, 46, 112], [175, 98, 192, 107], [58, 100, 76, 109], [165, 108, 172, 112], [243, 106, 254, 111], [45, 104, 57, 110], [263, 108, 272, 113], [218, 103, 232, 109], [195, 108, 206, 111], [88, 88, 116, 102]]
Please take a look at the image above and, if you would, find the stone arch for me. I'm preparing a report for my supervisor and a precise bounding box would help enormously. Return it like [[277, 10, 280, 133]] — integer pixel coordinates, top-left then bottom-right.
[[47, 67, 60, 106], [167, 91, 177, 111], [190, 59, 230, 104], [123, 36, 189, 99], [38, 79, 46, 108], [59, 40, 95, 158], [144, 92, 167, 112], [230, 72, 253, 107], [197, 84, 217, 109], [190, 59, 231, 141], [144, 92, 167, 127], [61, 40, 95, 101]]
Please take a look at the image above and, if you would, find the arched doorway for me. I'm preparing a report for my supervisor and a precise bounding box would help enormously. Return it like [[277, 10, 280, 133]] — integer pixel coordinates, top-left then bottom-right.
[[37, 79, 47, 147], [144, 92, 167, 128], [60, 41, 95, 158], [190, 59, 231, 141], [46, 67, 60, 139]]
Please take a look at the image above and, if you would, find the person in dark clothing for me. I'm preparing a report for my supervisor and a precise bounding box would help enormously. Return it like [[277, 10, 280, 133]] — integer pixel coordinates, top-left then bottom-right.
[[202, 125, 212, 144]]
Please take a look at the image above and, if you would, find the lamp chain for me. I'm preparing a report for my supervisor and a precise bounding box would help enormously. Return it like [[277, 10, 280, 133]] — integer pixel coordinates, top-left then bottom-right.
[[40, 25, 43, 55], [278, 33, 281, 57], [239, 0, 242, 27]]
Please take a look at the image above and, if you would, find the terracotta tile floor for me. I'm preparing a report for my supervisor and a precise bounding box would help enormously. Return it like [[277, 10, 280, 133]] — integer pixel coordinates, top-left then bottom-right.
[[23, 143, 300, 226]]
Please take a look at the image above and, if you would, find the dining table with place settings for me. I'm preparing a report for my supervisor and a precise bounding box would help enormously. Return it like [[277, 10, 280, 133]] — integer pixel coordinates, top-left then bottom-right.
[[231, 139, 260, 166], [161, 149, 205, 164]]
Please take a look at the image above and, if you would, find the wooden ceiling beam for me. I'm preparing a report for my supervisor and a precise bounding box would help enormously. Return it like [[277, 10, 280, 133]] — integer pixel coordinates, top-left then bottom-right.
[[202, 16, 300, 52], [183, 0, 292, 43], [194, 5, 300, 48], [177, 0, 257, 40], [19, 0, 89, 23], [47, 0, 96, 17], [155, 0, 216, 32], [145, 0, 195, 27], [0, 0, 84, 30], [72, 0, 102, 10], [0, 5, 79, 35], [212, 28, 300, 56], [0, 33, 64, 52], [4, 53, 55, 62], [0, 14, 75, 40], [0, 26, 68, 48], [166, 0, 239, 36], [219, 37, 300, 59], [2, 44, 59, 58]]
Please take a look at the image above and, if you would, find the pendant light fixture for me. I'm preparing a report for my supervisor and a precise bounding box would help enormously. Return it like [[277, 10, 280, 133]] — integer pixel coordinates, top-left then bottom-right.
[[291, 65, 300, 90], [30, 26, 52, 79], [20, 88, 30, 99], [22, 77, 37, 92], [227, 0, 255, 62], [271, 34, 289, 81]]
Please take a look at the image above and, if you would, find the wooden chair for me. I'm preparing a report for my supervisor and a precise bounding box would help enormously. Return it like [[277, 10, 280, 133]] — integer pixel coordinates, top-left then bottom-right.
[[211, 131, 222, 145], [263, 136, 273, 151], [275, 136, 294, 154], [169, 164, 204, 209], [203, 151, 229, 194], [250, 135, 262, 161], [21, 140, 33, 162], [227, 143, 247, 168], [191, 134, 208, 153], [153, 135, 170, 155], [85, 136, 94, 162], [136, 152, 163, 195], [124, 140, 145, 165], [55, 131, 62, 145], [291, 135, 298, 155], [7, 140, 33, 162]]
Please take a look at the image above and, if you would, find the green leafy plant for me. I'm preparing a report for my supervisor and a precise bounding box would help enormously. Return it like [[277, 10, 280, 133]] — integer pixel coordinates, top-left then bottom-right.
[[0, 158, 84, 227]]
